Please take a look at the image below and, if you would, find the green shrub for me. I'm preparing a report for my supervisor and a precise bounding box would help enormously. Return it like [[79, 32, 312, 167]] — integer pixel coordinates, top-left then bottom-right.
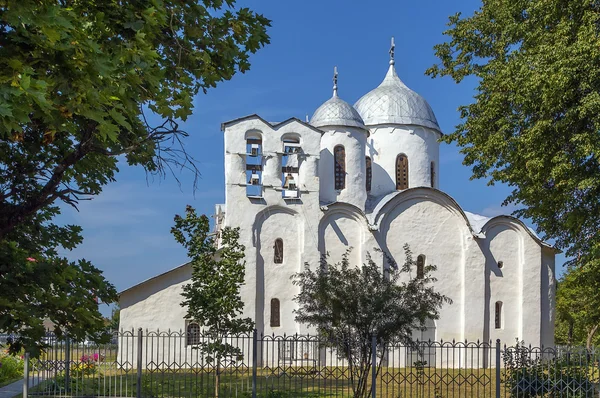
[[503, 341, 596, 398], [0, 351, 24, 385]]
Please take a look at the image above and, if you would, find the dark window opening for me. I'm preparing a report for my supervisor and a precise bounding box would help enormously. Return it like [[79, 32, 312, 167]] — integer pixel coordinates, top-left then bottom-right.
[[187, 322, 200, 345], [430, 161, 435, 188], [396, 155, 408, 190], [366, 156, 372, 192], [271, 298, 281, 327], [417, 255, 425, 279], [334, 145, 346, 190], [274, 239, 283, 264], [495, 302, 503, 329]]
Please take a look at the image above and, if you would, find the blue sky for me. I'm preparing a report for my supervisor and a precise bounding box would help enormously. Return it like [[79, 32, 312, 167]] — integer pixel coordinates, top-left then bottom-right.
[[57, 0, 568, 314]]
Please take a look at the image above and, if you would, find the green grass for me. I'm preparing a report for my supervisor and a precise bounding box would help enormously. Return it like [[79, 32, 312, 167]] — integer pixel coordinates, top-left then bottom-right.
[[27, 366, 506, 398]]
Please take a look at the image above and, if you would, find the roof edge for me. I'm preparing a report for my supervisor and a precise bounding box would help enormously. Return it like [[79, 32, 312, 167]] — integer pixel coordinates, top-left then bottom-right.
[[118, 261, 191, 296], [221, 114, 324, 135]]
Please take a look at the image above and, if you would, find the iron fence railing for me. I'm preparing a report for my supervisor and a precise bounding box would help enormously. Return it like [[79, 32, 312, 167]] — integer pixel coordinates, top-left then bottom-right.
[[17, 330, 600, 398]]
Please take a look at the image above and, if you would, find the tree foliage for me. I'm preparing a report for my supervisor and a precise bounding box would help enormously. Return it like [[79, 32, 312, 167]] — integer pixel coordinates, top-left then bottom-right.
[[172, 206, 253, 397], [292, 246, 451, 398], [0, 1, 269, 355], [427, 0, 600, 267], [555, 265, 600, 348], [109, 304, 120, 333]]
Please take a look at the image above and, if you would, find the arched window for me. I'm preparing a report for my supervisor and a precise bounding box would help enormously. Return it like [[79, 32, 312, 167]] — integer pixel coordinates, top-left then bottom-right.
[[365, 157, 372, 192], [495, 301, 503, 329], [396, 154, 408, 190], [245, 132, 263, 197], [334, 145, 346, 190], [187, 322, 200, 345], [270, 298, 280, 327], [282, 135, 301, 154], [430, 161, 435, 188], [246, 134, 262, 156], [417, 255, 425, 279], [274, 239, 283, 264]]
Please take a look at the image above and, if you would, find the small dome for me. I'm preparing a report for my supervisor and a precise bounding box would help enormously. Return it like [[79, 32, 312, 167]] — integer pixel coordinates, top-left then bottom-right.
[[354, 65, 440, 132], [310, 95, 366, 129]]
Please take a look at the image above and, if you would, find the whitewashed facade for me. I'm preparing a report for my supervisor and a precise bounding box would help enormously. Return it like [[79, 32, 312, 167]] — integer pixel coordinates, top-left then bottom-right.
[[120, 53, 556, 351]]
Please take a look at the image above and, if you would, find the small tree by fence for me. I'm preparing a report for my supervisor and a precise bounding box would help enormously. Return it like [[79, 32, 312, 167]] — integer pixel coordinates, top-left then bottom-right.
[[172, 206, 254, 398], [292, 246, 452, 398]]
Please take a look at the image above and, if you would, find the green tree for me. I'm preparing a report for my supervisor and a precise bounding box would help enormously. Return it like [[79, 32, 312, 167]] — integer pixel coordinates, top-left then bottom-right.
[[172, 206, 253, 398], [427, 0, 600, 269], [555, 266, 600, 349], [292, 246, 451, 398], [109, 304, 120, 332], [0, 1, 269, 355]]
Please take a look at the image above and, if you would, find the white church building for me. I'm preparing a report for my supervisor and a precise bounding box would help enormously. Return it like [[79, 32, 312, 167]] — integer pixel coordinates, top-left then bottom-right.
[[119, 45, 556, 349]]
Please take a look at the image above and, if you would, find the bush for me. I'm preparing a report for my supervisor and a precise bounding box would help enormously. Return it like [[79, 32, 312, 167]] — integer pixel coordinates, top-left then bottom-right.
[[503, 341, 596, 398], [0, 350, 24, 385]]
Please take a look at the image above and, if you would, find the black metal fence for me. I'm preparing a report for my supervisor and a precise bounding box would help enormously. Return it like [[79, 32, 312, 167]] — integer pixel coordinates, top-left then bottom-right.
[[19, 330, 600, 398]]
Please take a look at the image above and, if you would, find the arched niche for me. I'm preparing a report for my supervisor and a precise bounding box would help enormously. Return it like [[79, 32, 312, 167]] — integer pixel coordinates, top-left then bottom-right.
[[245, 129, 263, 141], [318, 206, 368, 268], [252, 206, 301, 334]]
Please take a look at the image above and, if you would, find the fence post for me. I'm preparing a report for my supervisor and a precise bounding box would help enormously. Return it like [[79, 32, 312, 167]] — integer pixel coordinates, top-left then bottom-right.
[[371, 335, 377, 398], [252, 329, 257, 398], [22, 352, 29, 398], [137, 328, 143, 398], [64, 335, 70, 392], [496, 339, 501, 398]]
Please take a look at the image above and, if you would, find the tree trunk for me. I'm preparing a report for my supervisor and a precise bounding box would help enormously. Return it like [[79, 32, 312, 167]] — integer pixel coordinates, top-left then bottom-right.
[[214, 360, 220, 398], [568, 322, 574, 345], [586, 324, 599, 350]]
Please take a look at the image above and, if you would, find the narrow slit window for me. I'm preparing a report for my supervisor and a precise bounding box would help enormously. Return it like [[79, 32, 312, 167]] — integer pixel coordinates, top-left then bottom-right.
[[417, 255, 425, 279], [334, 145, 346, 190], [187, 322, 200, 345], [366, 156, 372, 192], [430, 161, 435, 188], [270, 298, 281, 327], [396, 155, 409, 190], [274, 239, 283, 264], [495, 301, 503, 329]]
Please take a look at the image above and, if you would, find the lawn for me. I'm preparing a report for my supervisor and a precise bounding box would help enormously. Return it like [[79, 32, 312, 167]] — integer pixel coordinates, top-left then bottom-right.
[[27, 365, 504, 398]]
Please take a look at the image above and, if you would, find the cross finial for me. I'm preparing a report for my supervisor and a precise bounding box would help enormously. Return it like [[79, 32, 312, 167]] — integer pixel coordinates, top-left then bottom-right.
[[332, 66, 338, 97], [389, 37, 395, 65]]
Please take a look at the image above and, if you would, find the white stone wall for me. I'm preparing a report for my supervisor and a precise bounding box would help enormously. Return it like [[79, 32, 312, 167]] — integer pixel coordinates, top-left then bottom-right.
[[483, 219, 543, 345], [319, 126, 368, 210], [223, 117, 322, 336], [366, 125, 440, 196], [119, 264, 191, 333], [541, 247, 556, 347], [374, 189, 474, 344], [255, 208, 300, 337]]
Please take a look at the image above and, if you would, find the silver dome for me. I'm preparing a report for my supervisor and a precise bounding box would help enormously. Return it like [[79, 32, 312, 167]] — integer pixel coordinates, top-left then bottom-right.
[[354, 65, 441, 132], [310, 95, 366, 129]]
